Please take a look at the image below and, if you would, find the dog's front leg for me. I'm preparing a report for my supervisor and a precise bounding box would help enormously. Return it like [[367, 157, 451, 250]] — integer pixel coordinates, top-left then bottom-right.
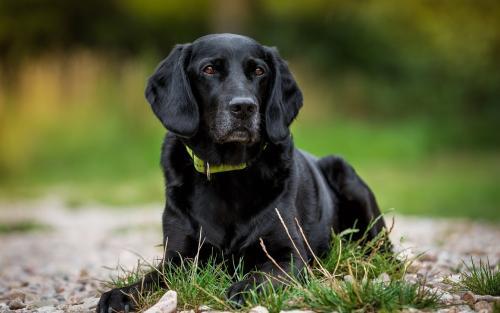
[[96, 249, 195, 313], [226, 228, 308, 306], [96, 268, 168, 313], [97, 207, 196, 313], [226, 260, 303, 304]]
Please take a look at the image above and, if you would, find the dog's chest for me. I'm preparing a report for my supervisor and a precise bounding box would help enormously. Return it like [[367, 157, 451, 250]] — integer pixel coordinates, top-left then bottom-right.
[[189, 181, 266, 252]]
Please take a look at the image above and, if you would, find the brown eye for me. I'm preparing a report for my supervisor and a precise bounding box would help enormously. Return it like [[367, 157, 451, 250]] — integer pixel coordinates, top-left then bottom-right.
[[255, 67, 265, 76], [203, 65, 216, 75]]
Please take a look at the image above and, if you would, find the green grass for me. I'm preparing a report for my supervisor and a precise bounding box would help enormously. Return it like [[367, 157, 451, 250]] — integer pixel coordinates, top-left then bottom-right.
[[0, 220, 50, 234], [359, 154, 500, 221], [291, 119, 433, 165], [104, 257, 241, 311], [103, 222, 441, 312], [157, 256, 239, 311], [457, 259, 500, 296], [293, 121, 500, 221], [1, 120, 499, 221], [298, 278, 439, 313], [320, 226, 401, 280]]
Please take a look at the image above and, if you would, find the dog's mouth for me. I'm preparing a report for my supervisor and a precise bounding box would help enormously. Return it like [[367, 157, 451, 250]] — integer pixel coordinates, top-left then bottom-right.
[[211, 113, 261, 144], [223, 129, 253, 144]]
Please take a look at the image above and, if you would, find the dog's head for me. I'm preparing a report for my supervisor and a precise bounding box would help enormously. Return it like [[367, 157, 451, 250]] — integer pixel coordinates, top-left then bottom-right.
[[145, 34, 302, 146]]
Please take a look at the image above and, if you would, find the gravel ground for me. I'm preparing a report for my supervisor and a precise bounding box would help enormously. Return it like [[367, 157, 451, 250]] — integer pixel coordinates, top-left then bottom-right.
[[0, 198, 499, 313]]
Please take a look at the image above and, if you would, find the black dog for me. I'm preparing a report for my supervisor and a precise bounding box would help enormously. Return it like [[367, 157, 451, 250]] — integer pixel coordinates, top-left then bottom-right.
[[97, 34, 388, 312]]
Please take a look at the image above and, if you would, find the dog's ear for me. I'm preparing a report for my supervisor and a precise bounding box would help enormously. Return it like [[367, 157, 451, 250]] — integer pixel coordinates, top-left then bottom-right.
[[145, 44, 199, 137], [264, 47, 303, 144]]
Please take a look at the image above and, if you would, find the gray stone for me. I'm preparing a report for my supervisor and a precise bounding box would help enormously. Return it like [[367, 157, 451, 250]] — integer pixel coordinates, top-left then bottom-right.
[[376, 272, 390, 284], [7, 299, 26, 310], [0, 303, 13, 313], [249, 306, 269, 313], [78, 297, 98, 311], [439, 292, 454, 303], [31, 299, 58, 308], [34, 306, 62, 313], [1, 290, 26, 302], [474, 300, 493, 312], [198, 305, 211, 311], [462, 291, 476, 305], [343, 275, 355, 284], [420, 253, 438, 262]]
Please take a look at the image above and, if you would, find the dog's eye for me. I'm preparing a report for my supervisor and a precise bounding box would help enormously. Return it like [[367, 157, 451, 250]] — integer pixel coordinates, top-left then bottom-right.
[[202, 65, 216, 75], [255, 67, 265, 76]]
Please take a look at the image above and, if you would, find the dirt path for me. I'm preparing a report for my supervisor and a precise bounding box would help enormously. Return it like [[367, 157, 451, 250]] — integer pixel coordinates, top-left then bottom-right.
[[0, 198, 499, 312]]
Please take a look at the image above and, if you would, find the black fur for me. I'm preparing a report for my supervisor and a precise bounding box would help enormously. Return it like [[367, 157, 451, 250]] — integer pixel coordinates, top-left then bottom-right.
[[97, 34, 388, 313], [145, 44, 199, 137], [264, 46, 303, 143]]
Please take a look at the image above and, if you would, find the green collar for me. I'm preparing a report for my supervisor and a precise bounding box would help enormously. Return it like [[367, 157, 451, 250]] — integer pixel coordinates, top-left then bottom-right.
[[185, 145, 247, 180]]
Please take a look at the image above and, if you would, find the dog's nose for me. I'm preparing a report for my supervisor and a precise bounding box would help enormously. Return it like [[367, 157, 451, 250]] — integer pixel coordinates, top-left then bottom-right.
[[229, 97, 257, 119]]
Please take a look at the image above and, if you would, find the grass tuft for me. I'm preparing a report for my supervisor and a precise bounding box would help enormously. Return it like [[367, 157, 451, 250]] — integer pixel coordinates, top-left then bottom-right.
[[243, 280, 294, 313], [320, 219, 401, 280], [104, 256, 244, 312], [458, 258, 500, 296], [299, 278, 440, 313], [104, 219, 441, 312], [159, 256, 239, 311]]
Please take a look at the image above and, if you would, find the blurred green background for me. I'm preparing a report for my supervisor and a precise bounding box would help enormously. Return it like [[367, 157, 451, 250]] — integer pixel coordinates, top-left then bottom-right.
[[0, 0, 499, 220]]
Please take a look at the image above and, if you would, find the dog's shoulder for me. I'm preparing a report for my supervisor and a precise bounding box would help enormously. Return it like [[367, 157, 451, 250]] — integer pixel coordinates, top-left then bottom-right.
[[160, 132, 192, 185]]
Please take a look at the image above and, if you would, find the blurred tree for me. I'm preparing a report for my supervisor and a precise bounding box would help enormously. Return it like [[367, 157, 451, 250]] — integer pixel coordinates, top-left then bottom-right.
[[210, 0, 252, 33], [0, 0, 499, 148]]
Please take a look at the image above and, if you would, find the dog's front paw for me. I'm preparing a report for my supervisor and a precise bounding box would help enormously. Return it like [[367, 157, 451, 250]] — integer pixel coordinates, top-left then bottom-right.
[[226, 279, 255, 307], [96, 286, 137, 313]]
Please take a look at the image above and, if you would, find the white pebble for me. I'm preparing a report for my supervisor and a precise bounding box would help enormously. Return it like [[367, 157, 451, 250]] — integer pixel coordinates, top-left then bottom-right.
[[144, 290, 177, 313], [249, 305, 269, 313]]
